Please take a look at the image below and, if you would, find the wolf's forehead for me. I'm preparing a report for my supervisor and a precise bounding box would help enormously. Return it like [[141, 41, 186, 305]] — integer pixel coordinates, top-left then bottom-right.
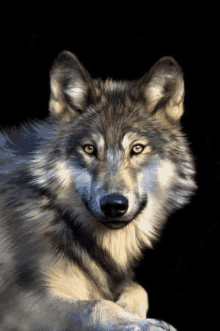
[[93, 78, 141, 111], [88, 130, 143, 150]]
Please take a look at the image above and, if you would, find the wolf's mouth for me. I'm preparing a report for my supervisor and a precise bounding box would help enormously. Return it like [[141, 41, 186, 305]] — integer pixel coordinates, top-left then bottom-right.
[[100, 220, 131, 229]]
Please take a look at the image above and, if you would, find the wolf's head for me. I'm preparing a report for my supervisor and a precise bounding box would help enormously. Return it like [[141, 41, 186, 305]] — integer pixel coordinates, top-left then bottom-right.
[[32, 52, 196, 263]]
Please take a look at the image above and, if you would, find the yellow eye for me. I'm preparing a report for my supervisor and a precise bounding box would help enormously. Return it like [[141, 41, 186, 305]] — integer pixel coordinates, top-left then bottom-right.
[[83, 145, 95, 155], [131, 144, 145, 155]]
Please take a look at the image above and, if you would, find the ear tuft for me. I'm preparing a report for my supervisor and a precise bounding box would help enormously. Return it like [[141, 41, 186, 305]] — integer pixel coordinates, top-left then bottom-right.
[[142, 56, 185, 121], [49, 51, 91, 120]]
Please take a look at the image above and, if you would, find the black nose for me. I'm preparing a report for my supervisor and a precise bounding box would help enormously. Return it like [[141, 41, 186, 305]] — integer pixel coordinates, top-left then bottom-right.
[[100, 194, 128, 218]]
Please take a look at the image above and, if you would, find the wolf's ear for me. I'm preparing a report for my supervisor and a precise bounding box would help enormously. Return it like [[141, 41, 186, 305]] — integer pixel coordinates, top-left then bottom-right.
[[49, 51, 91, 120], [141, 57, 184, 122]]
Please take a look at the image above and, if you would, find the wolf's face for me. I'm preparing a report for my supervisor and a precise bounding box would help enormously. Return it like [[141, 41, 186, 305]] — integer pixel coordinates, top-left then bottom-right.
[[66, 109, 175, 230]]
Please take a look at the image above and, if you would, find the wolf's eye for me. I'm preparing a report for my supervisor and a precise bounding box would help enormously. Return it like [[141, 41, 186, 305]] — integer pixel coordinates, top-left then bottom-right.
[[83, 145, 96, 155], [131, 144, 145, 155]]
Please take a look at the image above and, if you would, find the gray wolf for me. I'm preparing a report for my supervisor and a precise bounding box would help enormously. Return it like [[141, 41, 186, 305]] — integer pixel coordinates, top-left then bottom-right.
[[0, 51, 197, 330]]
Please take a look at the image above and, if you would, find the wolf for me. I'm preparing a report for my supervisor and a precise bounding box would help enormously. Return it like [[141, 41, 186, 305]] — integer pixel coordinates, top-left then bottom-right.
[[0, 51, 196, 330]]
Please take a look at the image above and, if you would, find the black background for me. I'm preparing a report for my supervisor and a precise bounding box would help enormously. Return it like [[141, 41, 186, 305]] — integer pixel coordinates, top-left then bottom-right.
[[1, 10, 219, 331]]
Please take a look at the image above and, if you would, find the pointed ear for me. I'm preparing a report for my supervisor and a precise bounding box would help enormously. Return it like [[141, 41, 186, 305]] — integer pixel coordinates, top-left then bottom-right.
[[49, 51, 91, 120], [141, 57, 185, 122]]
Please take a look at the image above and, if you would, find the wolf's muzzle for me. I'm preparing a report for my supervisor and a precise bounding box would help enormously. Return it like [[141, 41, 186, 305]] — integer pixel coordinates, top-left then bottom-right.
[[100, 193, 130, 229]]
